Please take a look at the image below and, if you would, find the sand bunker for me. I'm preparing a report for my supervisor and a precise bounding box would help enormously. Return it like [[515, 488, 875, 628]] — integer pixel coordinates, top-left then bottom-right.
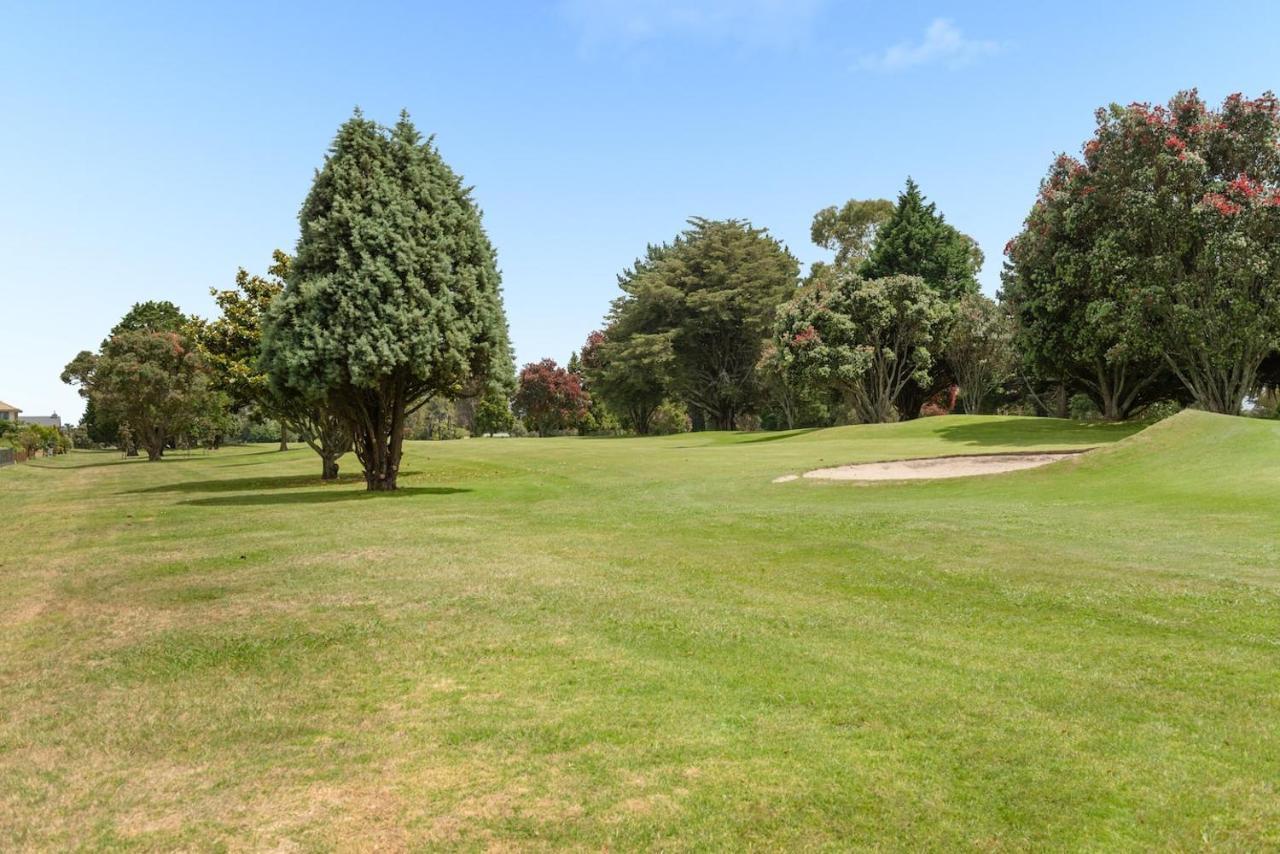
[[775, 451, 1088, 483]]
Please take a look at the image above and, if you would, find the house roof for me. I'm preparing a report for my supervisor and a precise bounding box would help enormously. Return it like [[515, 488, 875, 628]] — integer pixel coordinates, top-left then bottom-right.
[[0, 400, 20, 413]]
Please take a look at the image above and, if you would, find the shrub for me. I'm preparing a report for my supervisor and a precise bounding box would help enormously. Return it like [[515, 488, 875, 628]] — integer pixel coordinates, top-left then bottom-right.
[[1068, 393, 1101, 421], [649, 401, 692, 435]]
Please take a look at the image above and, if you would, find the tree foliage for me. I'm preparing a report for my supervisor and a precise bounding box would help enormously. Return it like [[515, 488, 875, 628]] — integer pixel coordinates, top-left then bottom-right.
[[6, 423, 65, 458], [579, 328, 671, 434], [109, 301, 187, 336], [945, 293, 1016, 414], [777, 274, 951, 423], [810, 198, 895, 270], [202, 251, 352, 478], [261, 110, 512, 489], [861, 179, 981, 302], [472, 389, 515, 436], [847, 179, 982, 419], [513, 359, 589, 436], [1005, 90, 1280, 416], [62, 321, 220, 461], [604, 218, 798, 430]]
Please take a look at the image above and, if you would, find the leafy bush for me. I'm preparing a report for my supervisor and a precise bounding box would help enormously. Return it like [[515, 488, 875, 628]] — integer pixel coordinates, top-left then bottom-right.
[[1143, 400, 1185, 422], [1068, 393, 1101, 421], [649, 401, 692, 435]]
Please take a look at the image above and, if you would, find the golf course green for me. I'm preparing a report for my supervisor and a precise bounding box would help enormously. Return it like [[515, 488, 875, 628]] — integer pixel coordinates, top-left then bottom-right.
[[2, 411, 1277, 849]]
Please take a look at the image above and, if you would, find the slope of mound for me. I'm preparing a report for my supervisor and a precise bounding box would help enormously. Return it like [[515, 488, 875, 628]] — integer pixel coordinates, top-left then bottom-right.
[[795, 450, 1086, 482], [1053, 409, 1280, 502]]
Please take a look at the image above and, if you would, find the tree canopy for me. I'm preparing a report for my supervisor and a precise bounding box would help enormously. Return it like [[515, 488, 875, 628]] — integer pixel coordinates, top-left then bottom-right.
[[945, 293, 1015, 414], [1004, 90, 1280, 416], [861, 179, 981, 302], [261, 110, 512, 489], [810, 198, 895, 270], [514, 359, 589, 436], [201, 251, 352, 478], [63, 320, 221, 461], [109, 300, 188, 337], [777, 274, 951, 424], [603, 218, 799, 430]]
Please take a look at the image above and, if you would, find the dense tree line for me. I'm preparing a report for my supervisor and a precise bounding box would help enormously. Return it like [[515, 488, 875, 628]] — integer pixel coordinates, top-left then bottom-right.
[[570, 179, 994, 432], [61, 90, 1280, 476]]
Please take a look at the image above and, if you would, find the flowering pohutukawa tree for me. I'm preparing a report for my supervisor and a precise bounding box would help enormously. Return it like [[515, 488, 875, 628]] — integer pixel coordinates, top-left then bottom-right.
[[776, 274, 950, 424], [1004, 90, 1280, 416]]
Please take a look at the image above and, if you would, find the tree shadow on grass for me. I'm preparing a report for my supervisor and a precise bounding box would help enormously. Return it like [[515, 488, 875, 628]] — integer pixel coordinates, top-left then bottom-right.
[[734, 428, 821, 444], [178, 486, 471, 507], [934, 419, 1140, 448], [123, 471, 425, 495], [27, 456, 205, 471]]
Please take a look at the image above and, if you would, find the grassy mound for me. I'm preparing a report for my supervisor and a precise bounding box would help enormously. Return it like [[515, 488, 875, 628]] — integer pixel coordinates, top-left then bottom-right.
[[2, 413, 1277, 848]]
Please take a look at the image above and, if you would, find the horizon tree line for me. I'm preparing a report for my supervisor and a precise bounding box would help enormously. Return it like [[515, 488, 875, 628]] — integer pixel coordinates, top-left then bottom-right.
[[61, 89, 1280, 484]]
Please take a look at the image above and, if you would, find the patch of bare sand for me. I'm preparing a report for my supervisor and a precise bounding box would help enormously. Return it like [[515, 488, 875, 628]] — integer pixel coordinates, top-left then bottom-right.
[[776, 450, 1089, 483]]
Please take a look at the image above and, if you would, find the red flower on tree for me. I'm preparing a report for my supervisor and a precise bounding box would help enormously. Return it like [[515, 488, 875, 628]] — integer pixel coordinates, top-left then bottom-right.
[[1202, 193, 1242, 216], [1228, 174, 1264, 199], [791, 325, 820, 347]]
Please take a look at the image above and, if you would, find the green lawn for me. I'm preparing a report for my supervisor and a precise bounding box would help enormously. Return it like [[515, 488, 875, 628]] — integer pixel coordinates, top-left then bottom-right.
[[2, 412, 1278, 850]]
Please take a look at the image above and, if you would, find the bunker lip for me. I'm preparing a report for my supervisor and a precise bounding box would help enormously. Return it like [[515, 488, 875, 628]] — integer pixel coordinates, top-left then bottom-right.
[[774, 449, 1093, 483]]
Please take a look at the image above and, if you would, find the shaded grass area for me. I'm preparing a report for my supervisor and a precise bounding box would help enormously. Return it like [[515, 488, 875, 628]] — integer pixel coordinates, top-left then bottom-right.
[[1, 413, 1278, 849]]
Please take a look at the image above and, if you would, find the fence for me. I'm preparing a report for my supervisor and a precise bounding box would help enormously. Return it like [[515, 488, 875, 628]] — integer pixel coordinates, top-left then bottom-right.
[[0, 448, 13, 467]]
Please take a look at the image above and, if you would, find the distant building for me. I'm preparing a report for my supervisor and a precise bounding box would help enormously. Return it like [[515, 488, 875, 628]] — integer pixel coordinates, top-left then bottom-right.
[[0, 403, 62, 429], [24, 413, 62, 429]]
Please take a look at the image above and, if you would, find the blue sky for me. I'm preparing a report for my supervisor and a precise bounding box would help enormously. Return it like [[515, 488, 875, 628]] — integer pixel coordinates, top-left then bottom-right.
[[3, 1, 1279, 423]]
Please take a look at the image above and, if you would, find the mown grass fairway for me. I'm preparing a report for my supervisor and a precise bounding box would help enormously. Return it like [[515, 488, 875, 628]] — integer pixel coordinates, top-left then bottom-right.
[[2, 412, 1278, 849]]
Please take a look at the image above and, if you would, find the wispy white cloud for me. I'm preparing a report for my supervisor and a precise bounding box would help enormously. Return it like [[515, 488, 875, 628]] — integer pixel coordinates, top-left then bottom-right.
[[859, 18, 1001, 72], [559, 0, 827, 50]]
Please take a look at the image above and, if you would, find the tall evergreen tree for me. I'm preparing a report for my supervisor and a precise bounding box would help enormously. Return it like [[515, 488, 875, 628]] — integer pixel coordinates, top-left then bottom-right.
[[262, 110, 512, 490], [860, 178, 982, 417], [862, 178, 981, 301], [606, 219, 799, 430]]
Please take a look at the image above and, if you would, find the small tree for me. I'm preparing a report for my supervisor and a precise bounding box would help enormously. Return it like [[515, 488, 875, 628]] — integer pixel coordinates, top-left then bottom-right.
[[514, 359, 589, 436], [62, 328, 216, 461], [262, 111, 511, 490], [472, 389, 514, 436], [14, 424, 48, 458], [605, 219, 799, 430], [945, 293, 1015, 414], [203, 252, 352, 479], [778, 274, 950, 423], [580, 328, 672, 435]]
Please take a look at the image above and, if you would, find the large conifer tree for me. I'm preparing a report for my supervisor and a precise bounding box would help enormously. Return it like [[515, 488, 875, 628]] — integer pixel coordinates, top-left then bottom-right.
[[263, 110, 511, 490], [860, 178, 981, 417], [861, 178, 980, 301]]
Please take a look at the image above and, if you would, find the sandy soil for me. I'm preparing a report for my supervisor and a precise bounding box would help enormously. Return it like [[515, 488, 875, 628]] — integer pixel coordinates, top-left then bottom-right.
[[774, 451, 1088, 483]]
